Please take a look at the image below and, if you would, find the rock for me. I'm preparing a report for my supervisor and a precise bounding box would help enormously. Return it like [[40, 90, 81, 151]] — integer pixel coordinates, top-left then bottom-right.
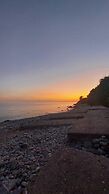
[[0, 176, 5, 181], [3, 120, 10, 123], [74, 143, 82, 149], [21, 181, 27, 187], [3, 178, 18, 192], [81, 147, 87, 151], [28, 148, 109, 194], [102, 144, 109, 152], [0, 183, 8, 194], [97, 148, 105, 155], [67, 106, 73, 109], [48, 153, 52, 157], [23, 173, 28, 178], [36, 166, 40, 173], [19, 143, 28, 150], [23, 133, 28, 136], [32, 166, 40, 175], [12, 187, 22, 194], [93, 143, 100, 149], [101, 136, 106, 139], [84, 141, 92, 148], [92, 138, 100, 144], [100, 141, 108, 146], [36, 138, 41, 144]]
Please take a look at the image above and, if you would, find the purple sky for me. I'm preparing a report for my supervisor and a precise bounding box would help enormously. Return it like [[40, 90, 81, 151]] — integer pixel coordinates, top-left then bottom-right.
[[0, 0, 109, 101]]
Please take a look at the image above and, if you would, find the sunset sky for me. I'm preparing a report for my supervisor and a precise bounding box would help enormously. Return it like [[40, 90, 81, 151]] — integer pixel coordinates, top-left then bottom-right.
[[0, 0, 109, 102]]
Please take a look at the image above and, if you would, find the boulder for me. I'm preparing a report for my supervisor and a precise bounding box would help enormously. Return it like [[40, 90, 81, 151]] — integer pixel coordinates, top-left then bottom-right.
[[28, 148, 109, 194]]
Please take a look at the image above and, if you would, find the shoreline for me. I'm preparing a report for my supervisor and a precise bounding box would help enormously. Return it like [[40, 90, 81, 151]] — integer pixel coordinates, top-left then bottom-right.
[[0, 101, 75, 124], [0, 103, 75, 131], [1, 105, 109, 193]]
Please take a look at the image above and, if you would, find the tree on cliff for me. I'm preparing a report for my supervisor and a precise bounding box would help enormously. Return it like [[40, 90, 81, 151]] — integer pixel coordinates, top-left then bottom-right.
[[87, 76, 109, 107]]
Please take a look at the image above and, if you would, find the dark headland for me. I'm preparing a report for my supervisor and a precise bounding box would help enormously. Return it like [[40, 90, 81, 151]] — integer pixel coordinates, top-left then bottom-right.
[[1, 76, 109, 194]]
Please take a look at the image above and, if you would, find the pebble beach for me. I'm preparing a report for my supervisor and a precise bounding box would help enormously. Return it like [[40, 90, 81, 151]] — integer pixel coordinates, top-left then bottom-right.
[[1, 105, 109, 193]]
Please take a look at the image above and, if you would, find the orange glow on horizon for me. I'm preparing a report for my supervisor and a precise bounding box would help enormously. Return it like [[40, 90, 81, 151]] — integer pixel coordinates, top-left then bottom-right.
[[1, 72, 98, 102], [0, 90, 88, 102], [0, 77, 89, 102]]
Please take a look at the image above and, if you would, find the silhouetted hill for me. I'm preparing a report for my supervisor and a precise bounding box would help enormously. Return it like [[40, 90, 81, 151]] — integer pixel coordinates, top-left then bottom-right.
[[78, 76, 109, 107]]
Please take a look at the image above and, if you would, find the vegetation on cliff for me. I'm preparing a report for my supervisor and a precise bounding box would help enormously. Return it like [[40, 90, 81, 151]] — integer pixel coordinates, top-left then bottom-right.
[[78, 76, 109, 107]]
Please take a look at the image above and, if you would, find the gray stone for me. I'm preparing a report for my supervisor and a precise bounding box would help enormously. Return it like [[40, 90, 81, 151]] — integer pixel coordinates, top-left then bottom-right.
[[93, 143, 100, 149], [98, 148, 105, 155], [36, 166, 40, 173], [19, 143, 28, 149], [0, 183, 8, 194], [48, 153, 52, 157], [101, 135, 106, 139], [84, 141, 92, 148], [21, 181, 27, 187], [100, 141, 108, 146], [12, 187, 22, 194], [81, 147, 87, 151], [3, 178, 18, 192], [0, 176, 5, 181], [92, 138, 100, 144]]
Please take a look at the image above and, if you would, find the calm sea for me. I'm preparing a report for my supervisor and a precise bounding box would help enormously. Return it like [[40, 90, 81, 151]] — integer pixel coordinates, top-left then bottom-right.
[[0, 101, 75, 122]]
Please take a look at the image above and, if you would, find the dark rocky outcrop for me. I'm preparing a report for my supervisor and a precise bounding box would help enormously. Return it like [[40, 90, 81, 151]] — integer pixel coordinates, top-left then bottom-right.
[[77, 76, 109, 107]]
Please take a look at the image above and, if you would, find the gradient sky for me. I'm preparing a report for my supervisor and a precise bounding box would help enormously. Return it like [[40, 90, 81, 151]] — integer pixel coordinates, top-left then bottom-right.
[[0, 0, 109, 101]]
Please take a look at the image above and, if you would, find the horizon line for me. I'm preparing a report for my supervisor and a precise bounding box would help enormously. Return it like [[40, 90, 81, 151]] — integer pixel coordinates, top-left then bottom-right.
[[0, 99, 78, 103]]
